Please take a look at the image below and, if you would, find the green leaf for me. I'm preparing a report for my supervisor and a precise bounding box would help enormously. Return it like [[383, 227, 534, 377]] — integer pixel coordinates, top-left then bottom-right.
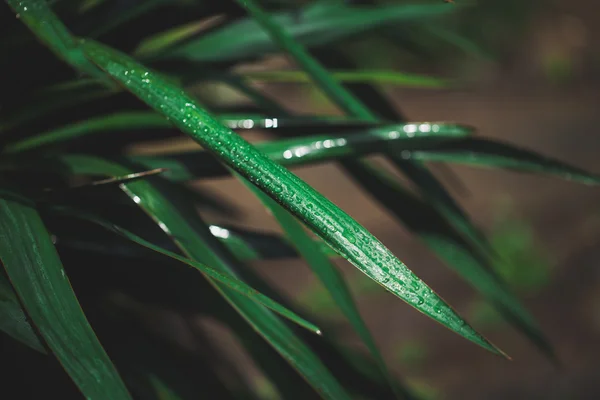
[[81, 39, 501, 355], [6, 0, 110, 82], [231, 0, 378, 120], [53, 154, 352, 399], [341, 161, 554, 360], [0, 274, 46, 353], [408, 138, 600, 185], [166, 2, 453, 63], [4, 110, 378, 153], [0, 191, 132, 399], [134, 17, 224, 58], [55, 207, 320, 334], [128, 121, 473, 181], [241, 69, 450, 88], [4, 112, 171, 153], [207, 224, 338, 262], [237, 174, 415, 399]]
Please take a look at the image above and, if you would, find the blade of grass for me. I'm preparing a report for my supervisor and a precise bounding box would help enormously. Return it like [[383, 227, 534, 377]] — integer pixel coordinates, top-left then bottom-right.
[[408, 138, 600, 185], [342, 161, 554, 361], [165, 1, 453, 63], [4, 110, 369, 153], [81, 40, 501, 356], [53, 154, 352, 399], [231, 0, 378, 120], [134, 16, 226, 58], [237, 172, 416, 399], [53, 206, 320, 334], [231, 0, 558, 362], [299, 43, 556, 360], [125, 121, 473, 181], [0, 273, 46, 353], [55, 222, 336, 262], [0, 190, 133, 399]]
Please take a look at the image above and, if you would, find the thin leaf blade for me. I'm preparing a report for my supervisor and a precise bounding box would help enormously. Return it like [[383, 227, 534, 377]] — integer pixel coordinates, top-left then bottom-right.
[[56, 207, 320, 334], [0, 192, 132, 400], [54, 154, 352, 400]]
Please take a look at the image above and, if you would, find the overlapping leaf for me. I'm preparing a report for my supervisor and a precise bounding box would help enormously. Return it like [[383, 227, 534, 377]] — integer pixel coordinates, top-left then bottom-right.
[[161, 2, 453, 62], [0, 273, 46, 353], [53, 154, 352, 399], [237, 174, 415, 399], [407, 138, 600, 185], [0, 191, 132, 399], [53, 207, 320, 333]]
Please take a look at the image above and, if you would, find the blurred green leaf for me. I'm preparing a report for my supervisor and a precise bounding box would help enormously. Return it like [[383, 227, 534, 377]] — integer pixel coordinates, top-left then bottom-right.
[[166, 2, 453, 62], [8, 110, 460, 153], [341, 162, 554, 360], [408, 138, 600, 185], [127, 121, 473, 181], [0, 273, 46, 353], [56, 207, 321, 333], [134, 17, 223, 58], [0, 191, 132, 399]]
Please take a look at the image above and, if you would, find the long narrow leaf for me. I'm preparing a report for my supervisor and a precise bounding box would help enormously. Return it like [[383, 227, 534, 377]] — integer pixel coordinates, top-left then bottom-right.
[[54, 207, 320, 334], [342, 161, 554, 360], [3, 110, 366, 153], [0, 191, 132, 399], [0, 273, 46, 353], [53, 154, 352, 399], [237, 174, 415, 399], [81, 39, 501, 354], [166, 2, 452, 63], [408, 138, 600, 185], [127, 122, 473, 181]]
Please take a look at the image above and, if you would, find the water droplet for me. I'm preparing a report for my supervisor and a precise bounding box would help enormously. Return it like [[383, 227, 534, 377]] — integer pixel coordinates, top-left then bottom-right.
[[343, 231, 356, 244]]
